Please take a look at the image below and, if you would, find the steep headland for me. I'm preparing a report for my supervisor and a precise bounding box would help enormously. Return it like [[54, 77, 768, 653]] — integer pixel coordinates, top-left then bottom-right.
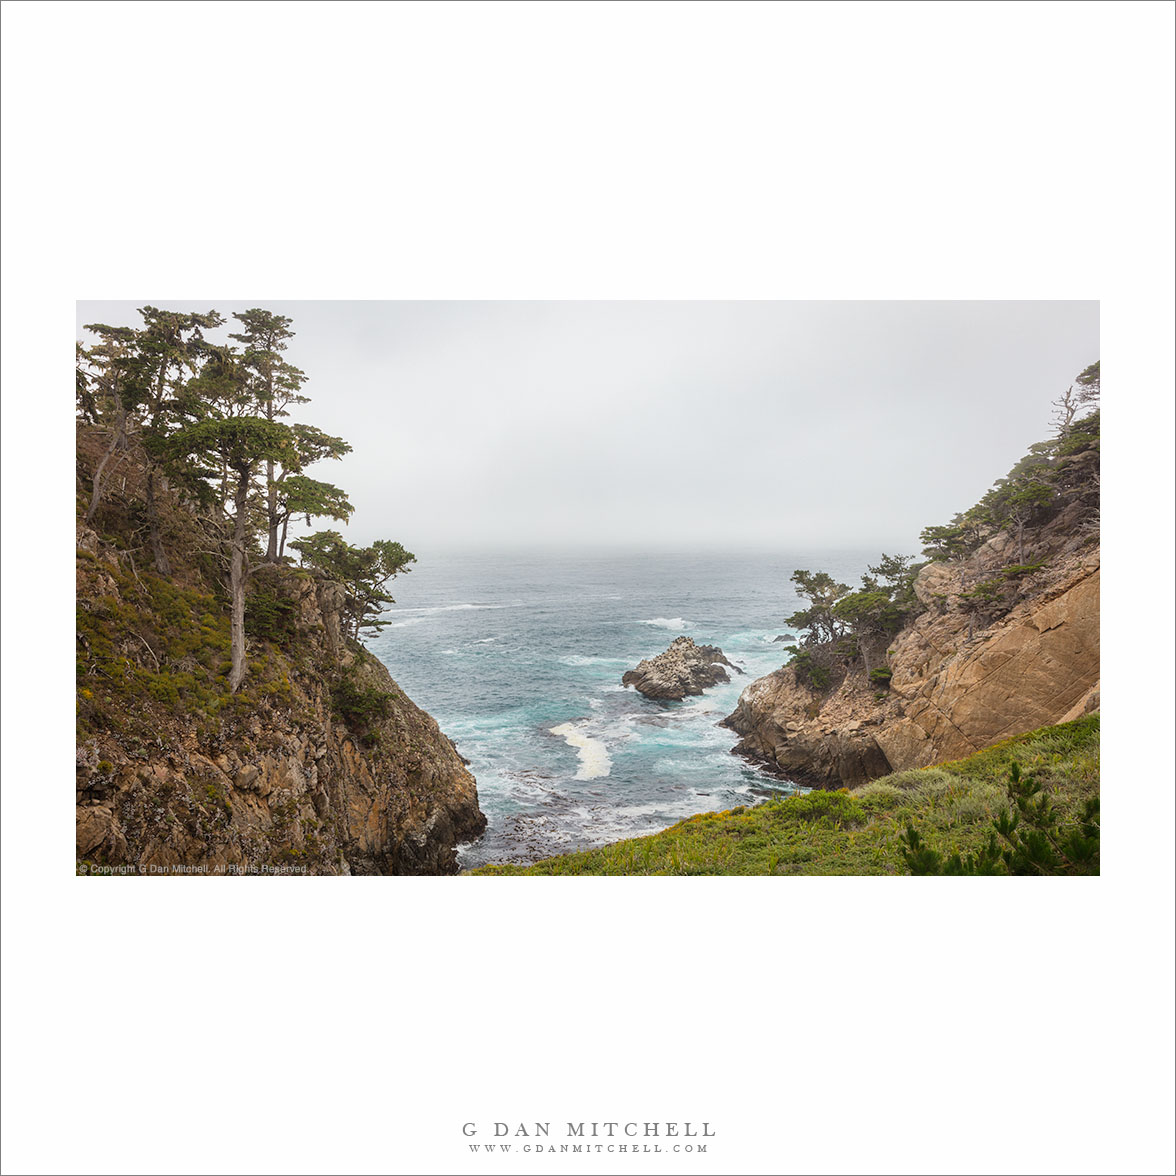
[[721, 394, 1101, 789], [621, 636, 740, 700], [722, 538, 1098, 786], [76, 426, 485, 874]]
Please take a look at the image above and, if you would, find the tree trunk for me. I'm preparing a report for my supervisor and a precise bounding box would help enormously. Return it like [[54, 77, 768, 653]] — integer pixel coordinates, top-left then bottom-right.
[[85, 406, 126, 523], [144, 361, 173, 575], [228, 469, 250, 693], [279, 513, 290, 560], [145, 466, 171, 576], [263, 378, 279, 560], [265, 457, 279, 560]]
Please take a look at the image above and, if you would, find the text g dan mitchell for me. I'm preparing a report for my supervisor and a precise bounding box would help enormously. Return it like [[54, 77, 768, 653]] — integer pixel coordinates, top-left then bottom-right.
[[462, 1122, 714, 1139]]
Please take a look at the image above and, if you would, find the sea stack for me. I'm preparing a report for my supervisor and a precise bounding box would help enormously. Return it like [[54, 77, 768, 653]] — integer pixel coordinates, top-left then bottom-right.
[[622, 636, 741, 701]]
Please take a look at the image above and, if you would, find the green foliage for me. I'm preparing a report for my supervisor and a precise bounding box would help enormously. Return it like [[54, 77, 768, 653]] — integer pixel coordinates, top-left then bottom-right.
[[834, 589, 906, 639], [331, 676, 395, 745], [76, 564, 234, 733], [919, 522, 969, 561], [786, 647, 832, 691], [786, 569, 851, 645], [228, 308, 310, 420], [958, 560, 1049, 629], [1001, 561, 1045, 579], [785, 553, 919, 684], [1055, 409, 1100, 458], [280, 474, 352, 529], [244, 582, 299, 645], [868, 667, 893, 687], [168, 414, 297, 475], [1075, 360, 1099, 405], [290, 531, 416, 639], [901, 762, 1099, 875]]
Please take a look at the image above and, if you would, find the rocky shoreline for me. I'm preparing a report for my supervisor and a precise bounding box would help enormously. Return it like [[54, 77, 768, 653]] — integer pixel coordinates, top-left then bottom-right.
[[622, 636, 741, 701], [721, 528, 1100, 788]]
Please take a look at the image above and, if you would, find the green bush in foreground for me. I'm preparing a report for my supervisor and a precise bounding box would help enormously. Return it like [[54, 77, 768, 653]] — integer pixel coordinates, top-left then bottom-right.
[[901, 762, 1099, 875]]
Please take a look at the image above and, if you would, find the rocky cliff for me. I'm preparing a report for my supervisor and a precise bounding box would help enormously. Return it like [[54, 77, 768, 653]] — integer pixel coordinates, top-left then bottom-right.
[[622, 636, 740, 700], [75, 428, 485, 875], [723, 513, 1100, 787]]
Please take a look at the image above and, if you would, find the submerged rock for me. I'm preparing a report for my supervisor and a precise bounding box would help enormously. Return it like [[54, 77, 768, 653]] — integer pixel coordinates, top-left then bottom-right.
[[622, 636, 741, 701], [773, 634, 797, 644]]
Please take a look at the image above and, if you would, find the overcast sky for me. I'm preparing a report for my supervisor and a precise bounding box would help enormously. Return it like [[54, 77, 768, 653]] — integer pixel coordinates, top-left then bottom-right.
[[76, 300, 1098, 555]]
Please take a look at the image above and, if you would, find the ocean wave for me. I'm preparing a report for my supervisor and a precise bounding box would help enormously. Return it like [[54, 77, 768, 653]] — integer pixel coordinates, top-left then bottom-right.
[[643, 617, 692, 630], [549, 722, 613, 780], [559, 654, 632, 667], [393, 602, 515, 615], [381, 616, 428, 628]]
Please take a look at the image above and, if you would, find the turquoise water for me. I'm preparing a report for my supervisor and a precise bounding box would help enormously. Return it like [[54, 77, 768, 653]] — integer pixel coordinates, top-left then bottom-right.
[[367, 549, 873, 867]]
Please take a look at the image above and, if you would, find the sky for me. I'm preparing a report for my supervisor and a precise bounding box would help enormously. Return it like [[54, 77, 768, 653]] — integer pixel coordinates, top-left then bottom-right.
[[75, 300, 1099, 556]]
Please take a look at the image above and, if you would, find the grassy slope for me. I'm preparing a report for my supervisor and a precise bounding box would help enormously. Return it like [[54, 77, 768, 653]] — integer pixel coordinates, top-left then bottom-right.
[[469, 715, 1100, 875]]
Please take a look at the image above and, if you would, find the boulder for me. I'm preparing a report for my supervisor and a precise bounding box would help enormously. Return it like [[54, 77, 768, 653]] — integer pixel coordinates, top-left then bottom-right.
[[622, 636, 740, 701]]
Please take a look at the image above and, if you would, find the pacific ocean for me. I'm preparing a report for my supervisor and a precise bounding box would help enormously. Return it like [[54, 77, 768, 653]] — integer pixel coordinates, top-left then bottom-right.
[[367, 548, 876, 867]]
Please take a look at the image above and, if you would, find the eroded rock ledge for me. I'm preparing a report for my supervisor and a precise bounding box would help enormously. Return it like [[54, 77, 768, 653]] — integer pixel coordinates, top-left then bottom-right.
[[622, 636, 740, 701]]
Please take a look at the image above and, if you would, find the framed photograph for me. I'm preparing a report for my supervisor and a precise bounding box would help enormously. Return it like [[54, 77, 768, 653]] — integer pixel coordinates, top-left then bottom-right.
[[4, 3, 1173, 1174]]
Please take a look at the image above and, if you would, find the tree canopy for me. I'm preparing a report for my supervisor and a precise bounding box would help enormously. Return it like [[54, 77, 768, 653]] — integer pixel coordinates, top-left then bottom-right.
[[289, 531, 416, 640], [76, 307, 414, 693]]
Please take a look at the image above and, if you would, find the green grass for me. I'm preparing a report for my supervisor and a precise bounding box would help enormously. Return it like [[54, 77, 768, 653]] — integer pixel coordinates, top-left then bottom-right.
[[77, 558, 295, 741], [469, 715, 1099, 876]]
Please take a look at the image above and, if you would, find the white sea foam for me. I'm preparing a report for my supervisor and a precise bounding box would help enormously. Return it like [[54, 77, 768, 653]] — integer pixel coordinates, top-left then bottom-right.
[[676, 698, 721, 716], [644, 617, 692, 630], [549, 722, 613, 780], [382, 616, 428, 628], [473, 637, 498, 644]]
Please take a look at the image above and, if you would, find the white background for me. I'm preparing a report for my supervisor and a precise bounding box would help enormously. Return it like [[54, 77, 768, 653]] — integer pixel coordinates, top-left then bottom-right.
[[2, 2, 1174, 1174]]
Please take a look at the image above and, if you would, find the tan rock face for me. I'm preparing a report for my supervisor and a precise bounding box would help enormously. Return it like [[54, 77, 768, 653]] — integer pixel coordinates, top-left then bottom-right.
[[76, 562, 485, 875], [722, 536, 1100, 786]]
